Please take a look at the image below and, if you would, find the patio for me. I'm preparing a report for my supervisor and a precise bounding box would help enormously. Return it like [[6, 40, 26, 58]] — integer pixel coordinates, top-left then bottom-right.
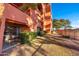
[[2, 34, 79, 56]]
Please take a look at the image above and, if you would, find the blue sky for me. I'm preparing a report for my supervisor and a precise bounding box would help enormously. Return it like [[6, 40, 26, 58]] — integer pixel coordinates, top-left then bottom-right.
[[51, 3, 79, 28]]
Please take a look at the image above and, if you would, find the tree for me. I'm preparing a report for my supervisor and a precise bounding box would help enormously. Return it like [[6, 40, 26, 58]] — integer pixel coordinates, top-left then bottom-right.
[[66, 25, 72, 29], [59, 19, 71, 35], [53, 19, 62, 30], [53, 19, 71, 30], [19, 3, 37, 11], [62, 19, 70, 29]]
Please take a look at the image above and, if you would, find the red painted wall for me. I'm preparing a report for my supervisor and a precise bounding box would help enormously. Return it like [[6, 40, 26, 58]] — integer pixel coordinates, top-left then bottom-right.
[[4, 4, 30, 25], [0, 17, 6, 52], [0, 4, 35, 52]]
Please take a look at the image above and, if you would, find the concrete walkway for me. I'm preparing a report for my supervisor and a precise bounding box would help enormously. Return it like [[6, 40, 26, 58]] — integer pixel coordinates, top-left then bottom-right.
[[3, 35, 79, 56]]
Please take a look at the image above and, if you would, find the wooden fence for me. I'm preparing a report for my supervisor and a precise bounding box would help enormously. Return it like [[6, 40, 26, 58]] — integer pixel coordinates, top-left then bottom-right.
[[56, 29, 79, 40]]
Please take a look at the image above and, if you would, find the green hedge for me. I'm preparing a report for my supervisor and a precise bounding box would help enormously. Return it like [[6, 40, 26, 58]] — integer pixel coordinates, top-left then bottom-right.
[[20, 32, 37, 45], [37, 27, 46, 36], [37, 31, 46, 36]]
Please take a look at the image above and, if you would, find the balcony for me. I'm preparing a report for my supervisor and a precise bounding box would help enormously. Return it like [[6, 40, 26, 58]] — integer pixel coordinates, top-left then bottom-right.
[[4, 4, 33, 26]]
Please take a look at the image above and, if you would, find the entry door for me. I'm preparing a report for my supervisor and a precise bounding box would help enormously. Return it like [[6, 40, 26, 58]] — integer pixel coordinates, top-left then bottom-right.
[[4, 25, 21, 41], [3, 24, 21, 49]]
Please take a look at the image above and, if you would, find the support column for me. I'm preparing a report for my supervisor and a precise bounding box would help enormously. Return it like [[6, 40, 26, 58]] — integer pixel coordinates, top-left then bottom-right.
[[41, 3, 46, 31], [0, 17, 6, 52]]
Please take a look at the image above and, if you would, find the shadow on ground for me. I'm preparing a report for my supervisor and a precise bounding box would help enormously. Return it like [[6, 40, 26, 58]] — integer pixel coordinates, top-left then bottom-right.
[[5, 35, 79, 56]]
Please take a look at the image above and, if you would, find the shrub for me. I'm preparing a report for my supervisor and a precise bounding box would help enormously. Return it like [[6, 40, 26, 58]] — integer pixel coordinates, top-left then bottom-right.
[[37, 30, 46, 36], [37, 27, 46, 36], [62, 35, 70, 39], [20, 32, 37, 45]]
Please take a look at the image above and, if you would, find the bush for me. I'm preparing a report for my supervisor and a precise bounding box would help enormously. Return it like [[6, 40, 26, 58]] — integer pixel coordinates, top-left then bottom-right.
[[62, 35, 70, 39], [37, 31, 46, 36], [20, 32, 37, 45], [37, 27, 46, 36]]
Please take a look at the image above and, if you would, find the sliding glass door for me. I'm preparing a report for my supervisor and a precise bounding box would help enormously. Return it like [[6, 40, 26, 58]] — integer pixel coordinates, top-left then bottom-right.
[[3, 23, 21, 49]]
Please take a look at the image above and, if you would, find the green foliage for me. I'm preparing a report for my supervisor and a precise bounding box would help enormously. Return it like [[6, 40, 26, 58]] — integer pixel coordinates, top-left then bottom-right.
[[29, 32, 37, 40], [53, 19, 62, 30], [37, 27, 46, 36], [37, 31, 46, 36], [19, 4, 28, 11], [20, 32, 37, 45], [19, 3, 37, 11], [66, 25, 72, 29], [53, 19, 71, 30], [61, 19, 70, 27]]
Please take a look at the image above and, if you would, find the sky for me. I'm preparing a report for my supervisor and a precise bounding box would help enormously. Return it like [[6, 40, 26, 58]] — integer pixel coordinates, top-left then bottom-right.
[[51, 3, 79, 28]]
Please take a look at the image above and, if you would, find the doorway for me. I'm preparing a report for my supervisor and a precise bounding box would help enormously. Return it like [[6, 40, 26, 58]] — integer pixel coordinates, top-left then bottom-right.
[[3, 23, 21, 49]]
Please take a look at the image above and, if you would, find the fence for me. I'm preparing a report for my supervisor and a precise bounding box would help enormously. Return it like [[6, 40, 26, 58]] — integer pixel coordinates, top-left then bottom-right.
[[56, 29, 79, 40]]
